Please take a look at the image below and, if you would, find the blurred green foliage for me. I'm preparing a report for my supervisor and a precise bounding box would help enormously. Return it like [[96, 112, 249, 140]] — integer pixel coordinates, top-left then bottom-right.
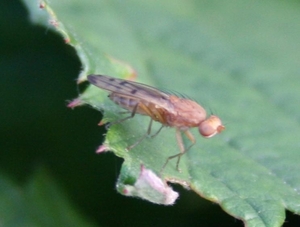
[[0, 1, 244, 227], [2, 0, 300, 226]]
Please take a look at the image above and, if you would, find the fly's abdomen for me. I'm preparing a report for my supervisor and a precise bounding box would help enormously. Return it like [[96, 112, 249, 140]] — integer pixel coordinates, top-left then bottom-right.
[[109, 92, 148, 115]]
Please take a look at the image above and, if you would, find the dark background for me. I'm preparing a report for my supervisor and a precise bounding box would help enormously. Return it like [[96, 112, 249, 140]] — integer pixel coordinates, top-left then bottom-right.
[[0, 1, 298, 226]]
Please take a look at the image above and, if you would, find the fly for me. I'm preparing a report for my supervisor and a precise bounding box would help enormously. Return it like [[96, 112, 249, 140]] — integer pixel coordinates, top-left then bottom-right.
[[87, 74, 225, 172]]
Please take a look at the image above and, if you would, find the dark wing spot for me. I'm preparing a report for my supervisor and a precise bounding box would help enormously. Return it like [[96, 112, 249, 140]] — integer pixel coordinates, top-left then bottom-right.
[[119, 81, 129, 85], [109, 78, 115, 81], [131, 89, 138, 94]]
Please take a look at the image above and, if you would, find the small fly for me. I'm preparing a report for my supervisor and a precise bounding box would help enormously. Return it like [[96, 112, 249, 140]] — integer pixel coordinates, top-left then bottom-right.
[[87, 74, 225, 171]]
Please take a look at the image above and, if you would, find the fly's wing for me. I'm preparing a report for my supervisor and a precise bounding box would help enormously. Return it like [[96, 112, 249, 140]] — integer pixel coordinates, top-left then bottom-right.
[[87, 74, 174, 111]]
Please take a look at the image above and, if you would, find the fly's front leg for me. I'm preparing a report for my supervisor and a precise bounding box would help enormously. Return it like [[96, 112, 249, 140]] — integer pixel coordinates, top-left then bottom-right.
[[105, 103, 139, 130], [183, 130, 196, 152], [161, 128, 184, 172], [161, 129, 195, 172]]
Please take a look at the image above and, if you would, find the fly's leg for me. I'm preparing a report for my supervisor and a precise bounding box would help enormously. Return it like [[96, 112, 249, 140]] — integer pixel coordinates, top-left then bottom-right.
[[127, 119, 153, 150], [127, 119, 164, 150], [105, 103, 139, 130], [150, 124, 164, 138], [161, 129, 195, 172], [105, 102, 164, 150], [161, 129, 184, 172], [118, 111, 132, 114]]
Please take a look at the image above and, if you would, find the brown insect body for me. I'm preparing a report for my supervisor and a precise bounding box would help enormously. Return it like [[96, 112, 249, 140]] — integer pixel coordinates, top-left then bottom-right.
[[88, 74, 225, 171], [109, 92, 169, 125], [110, 90, 208, 127], [165, 96, 207, 129]]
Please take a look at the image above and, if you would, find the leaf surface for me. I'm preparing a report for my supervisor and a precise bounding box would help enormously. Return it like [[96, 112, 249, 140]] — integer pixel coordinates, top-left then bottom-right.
[[22, 0, 300, 226]]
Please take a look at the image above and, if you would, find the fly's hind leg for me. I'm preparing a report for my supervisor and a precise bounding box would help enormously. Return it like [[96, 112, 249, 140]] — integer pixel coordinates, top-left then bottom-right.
[[127, 119, 164, 150], [161, 129, 195, 172], [105, 102, 164, 150], [105, 103, 139, 130]]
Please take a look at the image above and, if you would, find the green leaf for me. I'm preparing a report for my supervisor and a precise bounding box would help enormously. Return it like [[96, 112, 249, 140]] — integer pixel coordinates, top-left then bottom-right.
[[0, 168, 96, 227], [22, 0, 300, 226]]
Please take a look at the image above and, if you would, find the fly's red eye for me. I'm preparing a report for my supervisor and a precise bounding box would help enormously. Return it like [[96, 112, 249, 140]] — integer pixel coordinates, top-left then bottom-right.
[[199, 115, 225, 138]]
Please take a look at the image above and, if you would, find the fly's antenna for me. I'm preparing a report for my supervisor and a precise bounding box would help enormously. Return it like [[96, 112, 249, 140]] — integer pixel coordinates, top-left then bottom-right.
[[208, 107, 228, 129]]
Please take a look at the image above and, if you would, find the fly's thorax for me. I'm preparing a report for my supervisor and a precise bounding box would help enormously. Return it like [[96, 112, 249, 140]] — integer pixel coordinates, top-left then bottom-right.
[[166, 96, 207, 127]]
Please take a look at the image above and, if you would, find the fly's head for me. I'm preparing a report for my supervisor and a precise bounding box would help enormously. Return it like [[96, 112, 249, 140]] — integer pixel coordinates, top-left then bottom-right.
[[198, 115, 225, 138]]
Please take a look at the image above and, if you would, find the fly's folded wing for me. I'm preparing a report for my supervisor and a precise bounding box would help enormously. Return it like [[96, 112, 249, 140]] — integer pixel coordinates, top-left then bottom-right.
[[88, 74, 175, 112]]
